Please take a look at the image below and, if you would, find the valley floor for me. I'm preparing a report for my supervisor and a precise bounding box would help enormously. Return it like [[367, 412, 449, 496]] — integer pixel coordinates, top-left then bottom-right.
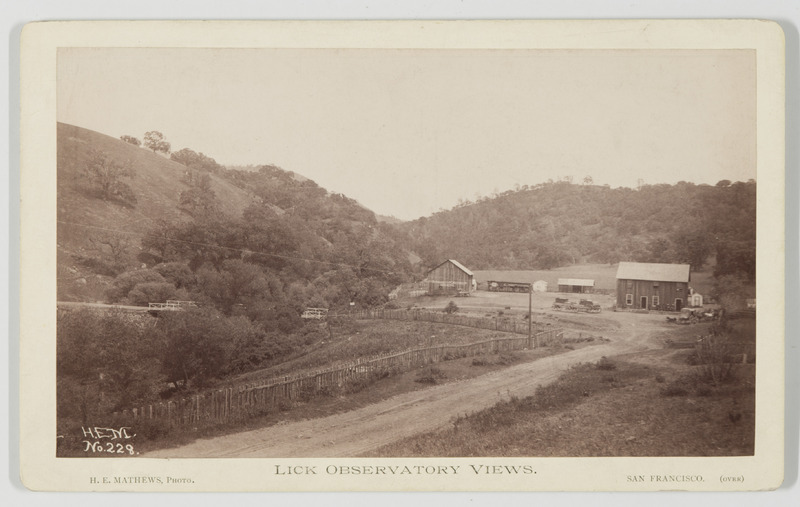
[[143, 302, 683, 458]]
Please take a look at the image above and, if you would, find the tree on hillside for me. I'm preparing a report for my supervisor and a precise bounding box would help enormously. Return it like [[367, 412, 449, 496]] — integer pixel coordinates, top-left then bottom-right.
[[88, 231, 133, 273], [713, 239, 756, 282], [179, 171, 219, 219], [143, 131, 171, 154], [82, 149, 137, 206], [171, 148, 222, 173], [671, 228, 713, 269], [120, 135, 141, 146]]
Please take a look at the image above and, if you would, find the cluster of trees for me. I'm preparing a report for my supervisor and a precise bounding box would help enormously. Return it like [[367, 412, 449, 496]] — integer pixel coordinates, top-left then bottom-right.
[[120, 131, 172, 154], [57, 305, 329, 430], [81, 148, 137, 207], [171, 148, 223, 174], [100, 161, 414, 329], [403, 180, 756, 280]]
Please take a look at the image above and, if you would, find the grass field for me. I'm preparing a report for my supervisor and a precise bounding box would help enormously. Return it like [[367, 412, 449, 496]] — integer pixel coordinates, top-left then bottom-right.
[[227, 318, 548, 384], [366, 351, 754, 457]]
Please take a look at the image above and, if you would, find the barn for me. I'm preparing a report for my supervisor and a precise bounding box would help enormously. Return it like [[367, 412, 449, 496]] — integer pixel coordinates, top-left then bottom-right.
[[557, 278, 595, 293], [427, 259, 474, 295], [615, 262, 691, 311]]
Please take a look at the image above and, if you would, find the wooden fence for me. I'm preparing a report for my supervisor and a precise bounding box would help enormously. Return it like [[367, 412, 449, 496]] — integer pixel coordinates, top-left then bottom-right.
[[119, 326, 562, 430], [339, 308, 550, 336]]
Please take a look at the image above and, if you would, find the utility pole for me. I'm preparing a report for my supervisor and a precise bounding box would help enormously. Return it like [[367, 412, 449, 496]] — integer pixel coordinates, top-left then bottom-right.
[[528, 283, 533, 348]]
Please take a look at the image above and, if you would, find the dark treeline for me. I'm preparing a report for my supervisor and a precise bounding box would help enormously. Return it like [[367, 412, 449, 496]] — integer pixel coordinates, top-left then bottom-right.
[[121, 164, 416, 316], [401, 180, 756, 280]]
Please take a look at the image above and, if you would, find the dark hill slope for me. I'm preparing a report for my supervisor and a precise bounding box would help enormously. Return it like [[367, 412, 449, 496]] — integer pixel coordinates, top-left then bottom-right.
[[401, 180, 756, 276]]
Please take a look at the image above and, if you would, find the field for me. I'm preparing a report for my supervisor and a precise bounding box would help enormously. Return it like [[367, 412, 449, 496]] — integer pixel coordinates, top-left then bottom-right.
[[366, 351, 754, 457], [139, 273, 755, 458], [226, 318, 544, 385]]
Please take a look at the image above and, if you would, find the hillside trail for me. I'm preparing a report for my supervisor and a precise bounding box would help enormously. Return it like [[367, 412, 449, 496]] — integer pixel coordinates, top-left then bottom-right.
[[143, 312, 668, 458]]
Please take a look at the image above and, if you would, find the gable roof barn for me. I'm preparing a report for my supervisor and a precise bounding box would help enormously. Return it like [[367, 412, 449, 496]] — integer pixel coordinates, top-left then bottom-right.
[[616, 262, 690, 283], [429, 259, 473, 277]]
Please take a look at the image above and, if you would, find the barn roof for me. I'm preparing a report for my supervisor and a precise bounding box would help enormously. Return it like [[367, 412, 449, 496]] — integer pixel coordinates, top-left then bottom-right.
[[429, 259, 474, 276], [557, 278, 594, 286], [616, 262, 690, 283]]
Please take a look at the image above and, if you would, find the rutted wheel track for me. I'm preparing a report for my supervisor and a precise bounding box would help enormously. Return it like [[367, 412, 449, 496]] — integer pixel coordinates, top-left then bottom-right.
[[143, 339, 639, 458]]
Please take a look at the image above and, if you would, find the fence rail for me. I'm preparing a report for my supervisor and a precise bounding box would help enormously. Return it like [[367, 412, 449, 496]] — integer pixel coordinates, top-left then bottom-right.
[[119, 323, 563, 430], [339, 308, 551, 336]]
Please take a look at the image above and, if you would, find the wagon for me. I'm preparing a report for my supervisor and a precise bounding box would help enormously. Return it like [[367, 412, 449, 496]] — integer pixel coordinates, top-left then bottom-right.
[[551, 298, 601, 313], [669, 307, 702, 324], [578, 299, 602, 313]]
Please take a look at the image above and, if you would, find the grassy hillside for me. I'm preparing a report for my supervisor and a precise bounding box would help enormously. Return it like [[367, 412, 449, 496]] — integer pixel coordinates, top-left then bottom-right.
[[57, 122, 256, 300]]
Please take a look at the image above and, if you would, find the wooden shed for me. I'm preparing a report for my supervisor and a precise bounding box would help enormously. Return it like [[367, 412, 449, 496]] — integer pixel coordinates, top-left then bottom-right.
[[557, 278, 595, 293], [427, 259, 474, 295], [615, 262, 690, 311]]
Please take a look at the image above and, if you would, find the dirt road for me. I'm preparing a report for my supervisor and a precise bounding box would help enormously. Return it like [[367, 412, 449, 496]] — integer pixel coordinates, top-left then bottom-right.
[[144, 311, 666, 458]]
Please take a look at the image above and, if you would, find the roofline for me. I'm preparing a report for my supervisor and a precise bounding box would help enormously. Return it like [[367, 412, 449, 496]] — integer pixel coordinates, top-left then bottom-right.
[[428, 259, 474, 276]]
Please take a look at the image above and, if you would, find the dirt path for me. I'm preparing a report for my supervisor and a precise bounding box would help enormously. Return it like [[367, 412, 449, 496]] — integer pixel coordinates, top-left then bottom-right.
[[144, 311, 667, 458]]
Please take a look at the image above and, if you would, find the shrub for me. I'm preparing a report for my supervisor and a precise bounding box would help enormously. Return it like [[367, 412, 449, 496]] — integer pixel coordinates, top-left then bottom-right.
[[661, 381, 690, 397], [415, 366, 446, 385], [472, 357, 491, 366], [127, 281, 178, 305], [107, 268, 168, 302], [695, 337, 737, 384], [498, 352, 519, 365], [595, 356, 617, 371], [695, 384, 713, 397], [444, 301, 459, 314]]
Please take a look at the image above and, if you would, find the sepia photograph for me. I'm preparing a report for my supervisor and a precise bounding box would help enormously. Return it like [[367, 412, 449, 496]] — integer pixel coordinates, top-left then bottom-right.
[[19, 19, 786, 492]]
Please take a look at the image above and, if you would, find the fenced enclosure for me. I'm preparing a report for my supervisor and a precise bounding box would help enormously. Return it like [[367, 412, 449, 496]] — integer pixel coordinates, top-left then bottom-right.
[[342, 308, 548, 336], [119, 325, 563, 430]]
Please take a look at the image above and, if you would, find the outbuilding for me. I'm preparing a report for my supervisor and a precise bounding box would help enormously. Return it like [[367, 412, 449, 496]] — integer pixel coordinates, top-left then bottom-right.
[[615, 262, 691, 311], [427, 259, 474, 296], [557, 278, 595, 293]]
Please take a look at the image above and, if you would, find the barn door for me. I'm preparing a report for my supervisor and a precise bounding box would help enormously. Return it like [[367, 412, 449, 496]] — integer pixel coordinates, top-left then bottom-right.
[[675, 299, 683, 311], [640, 296, 648, 309]]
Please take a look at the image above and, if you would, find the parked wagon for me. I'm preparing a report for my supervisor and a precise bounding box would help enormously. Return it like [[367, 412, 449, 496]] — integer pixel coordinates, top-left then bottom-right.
[[666, 307, 716, 324], [551, 298, 601, 313]]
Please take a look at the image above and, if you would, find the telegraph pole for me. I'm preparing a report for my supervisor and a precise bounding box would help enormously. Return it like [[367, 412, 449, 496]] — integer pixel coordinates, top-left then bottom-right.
[[528, 283, 533, 348]]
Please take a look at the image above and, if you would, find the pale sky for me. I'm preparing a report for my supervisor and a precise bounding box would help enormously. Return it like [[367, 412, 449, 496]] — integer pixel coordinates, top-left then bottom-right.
[[58, 48, 756, 220]]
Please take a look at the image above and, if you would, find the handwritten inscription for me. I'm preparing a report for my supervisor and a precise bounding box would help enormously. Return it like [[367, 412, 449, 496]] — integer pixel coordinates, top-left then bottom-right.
[[80, 426, 138, 455], [81, 426, 135, 440], [83, 441, 136, 455]]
